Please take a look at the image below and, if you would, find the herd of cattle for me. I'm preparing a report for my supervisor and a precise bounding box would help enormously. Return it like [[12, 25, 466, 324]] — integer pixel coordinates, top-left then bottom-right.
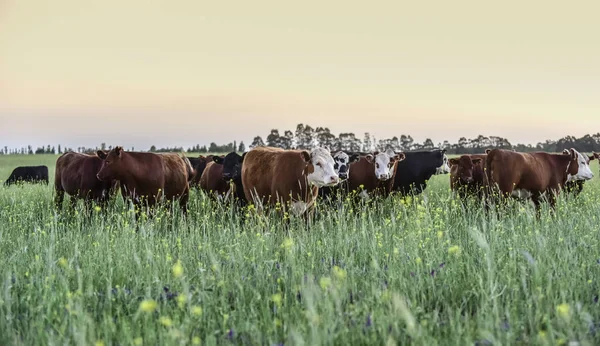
[[2, 147, 598, 217]]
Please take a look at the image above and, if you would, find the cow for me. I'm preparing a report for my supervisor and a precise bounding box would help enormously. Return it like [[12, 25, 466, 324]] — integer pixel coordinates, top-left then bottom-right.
[[562, 150, 596, 195], [200, 160, 229, 199], [486, 148, 594, 212], [189, 155, 216, 189], [318, 151, 360, 201], [449, 154, 488, 199], [392, 149, 450, 196], [96, 147, 193, 216], [347, 149, 406, 198], [4, 166, 49, 186], [55, 152, 117, 211], [213, 151, 246, 204], [241, 146, 339, 217]]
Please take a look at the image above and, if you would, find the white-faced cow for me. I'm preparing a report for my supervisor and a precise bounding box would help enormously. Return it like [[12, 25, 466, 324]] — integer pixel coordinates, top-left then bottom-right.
[[347, 149, 406, 198], [486, 148, 594, 212], [242, 146, 339, 216]]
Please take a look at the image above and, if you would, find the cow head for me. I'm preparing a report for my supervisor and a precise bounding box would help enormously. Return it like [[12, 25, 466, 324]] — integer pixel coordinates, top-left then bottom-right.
[[96, 146, 124, 181], [301, 147, 339, 187], [563, 148, 594, 182], [365, 149, 406, 181], [214, 151, 245, 181], [435, 149, 450, 174], [448, 155, 482, 184], [332, 151, 360, 180]]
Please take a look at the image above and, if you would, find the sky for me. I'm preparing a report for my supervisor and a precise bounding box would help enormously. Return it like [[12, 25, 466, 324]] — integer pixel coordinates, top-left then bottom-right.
[[1, 0, 599, 150]]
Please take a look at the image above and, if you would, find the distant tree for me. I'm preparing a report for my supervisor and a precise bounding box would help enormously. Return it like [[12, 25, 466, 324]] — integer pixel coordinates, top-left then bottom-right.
[[233, 141, 237, 152], [266, 129, 281, 147], [51, 146, 56, 154], [238, 141, 246, 152], [150, 145, 157, 152], [250, 136, 265, 148], [28, 145, 33, 155], [422, 138, 435, 150], [315, 127, 336, 149]]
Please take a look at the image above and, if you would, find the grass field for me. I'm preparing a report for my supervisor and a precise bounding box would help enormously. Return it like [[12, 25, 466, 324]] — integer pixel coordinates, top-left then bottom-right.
[[1, 154, 600, 345]]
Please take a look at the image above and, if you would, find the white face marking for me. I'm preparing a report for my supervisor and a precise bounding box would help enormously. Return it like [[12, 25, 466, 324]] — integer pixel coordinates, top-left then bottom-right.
[[374, 149, 397, 181], [567, 151, 594, 182], [290, 201, 308, 216], [436, 154, 451, 174], [306, 148, 340, 187], [511, 189, 533, 199]]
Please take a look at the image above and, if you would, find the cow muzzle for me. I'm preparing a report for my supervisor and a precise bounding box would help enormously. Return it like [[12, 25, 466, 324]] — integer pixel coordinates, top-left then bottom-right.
[[377, 174, 390, 181]]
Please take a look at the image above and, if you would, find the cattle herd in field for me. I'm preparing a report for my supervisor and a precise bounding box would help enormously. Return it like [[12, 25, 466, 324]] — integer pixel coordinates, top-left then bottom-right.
[[2, 147, 599, 217]]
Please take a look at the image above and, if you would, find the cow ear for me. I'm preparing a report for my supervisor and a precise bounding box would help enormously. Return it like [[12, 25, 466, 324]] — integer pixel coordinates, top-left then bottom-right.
[[396, 153, 406, 162], [114, 146, 122, 156], [472, 158, 482, 165], [213, 156, 224, 164], [300, 151, 311, 162], [594, 153, 600, 160], [349, 153, 360, 163], [365, 154, 374, 163], [441, 149, 446, 154], [198, 155, 205, 159], [570, 148, 577, 160], [562, 149, 570, 155], [485, 149, 491, 155], [449, 158, 459, 166], [96, 150, 107, 159]]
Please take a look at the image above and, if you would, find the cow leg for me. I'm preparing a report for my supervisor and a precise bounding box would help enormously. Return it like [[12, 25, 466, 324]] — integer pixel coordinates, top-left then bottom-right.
[[70, 196, 78, 211], [530, 193, 543, 219], [55, 187, 65, 211], [179, 189, 190, 216]]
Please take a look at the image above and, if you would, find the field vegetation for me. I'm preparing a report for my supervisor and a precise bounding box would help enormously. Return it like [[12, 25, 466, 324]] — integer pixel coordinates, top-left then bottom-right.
[[1, 154, 599, 345]]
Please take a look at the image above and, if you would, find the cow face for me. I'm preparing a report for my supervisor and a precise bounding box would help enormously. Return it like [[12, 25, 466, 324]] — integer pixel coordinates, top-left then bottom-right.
[[214, 152, 245, 181], [435, 150, 451, 174], [301, 147, 339, 187], [96, 146, 124, 181], [564, 148, 594, 182], [448, 155, 482, 184], [332, 151, 360, 180], [366, 149, 406, 181]]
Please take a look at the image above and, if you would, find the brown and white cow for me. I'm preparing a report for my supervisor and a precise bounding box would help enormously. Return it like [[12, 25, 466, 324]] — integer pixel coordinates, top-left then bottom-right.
[[486, 148, 594, 211], [241, 146, 339, 216], [55, 151, 118, 211], [449, 154, 488, 199], [96, 147, 193, 215], [347, 149, 406, 198], [561, 150, 596, 195]]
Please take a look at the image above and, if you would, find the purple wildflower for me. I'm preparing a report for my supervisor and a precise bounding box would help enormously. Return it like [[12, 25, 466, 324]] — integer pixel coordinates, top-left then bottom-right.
[[439, 262, 445, 268], [366, 315, 372, 327], [227, 329, 234, 340]]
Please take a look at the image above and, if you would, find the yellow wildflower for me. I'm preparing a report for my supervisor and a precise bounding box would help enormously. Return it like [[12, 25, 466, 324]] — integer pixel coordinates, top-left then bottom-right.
[[139, 299, 158, 313]]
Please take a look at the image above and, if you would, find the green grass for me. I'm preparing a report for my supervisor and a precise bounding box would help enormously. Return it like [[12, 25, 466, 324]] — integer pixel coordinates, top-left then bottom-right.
[[1, 155, 599, 345]]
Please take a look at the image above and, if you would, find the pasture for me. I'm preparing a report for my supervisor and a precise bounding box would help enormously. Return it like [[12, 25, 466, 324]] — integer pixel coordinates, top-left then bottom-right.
[[1, 154, 600, 345]]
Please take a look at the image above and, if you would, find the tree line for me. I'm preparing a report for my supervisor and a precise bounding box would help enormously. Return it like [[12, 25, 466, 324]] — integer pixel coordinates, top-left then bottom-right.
[[2, 124, 600, 155]]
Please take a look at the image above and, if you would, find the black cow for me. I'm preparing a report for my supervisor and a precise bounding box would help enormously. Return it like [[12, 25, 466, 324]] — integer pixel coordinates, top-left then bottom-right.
[[4, 166, 49, 186], [213, 152, 246, 205], [392, 149, 449, 195], [319, 151, 360, 200]]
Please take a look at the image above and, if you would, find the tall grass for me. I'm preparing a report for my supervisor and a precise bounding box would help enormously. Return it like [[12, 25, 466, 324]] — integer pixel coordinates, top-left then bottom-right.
[[0, 156, 599, 345]]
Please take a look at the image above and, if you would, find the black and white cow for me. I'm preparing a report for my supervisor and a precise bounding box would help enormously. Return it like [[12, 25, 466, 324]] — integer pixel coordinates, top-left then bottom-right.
[[318, 151, 360, 201], [392, 149, 450, 196], [4, 165, 49, 186]]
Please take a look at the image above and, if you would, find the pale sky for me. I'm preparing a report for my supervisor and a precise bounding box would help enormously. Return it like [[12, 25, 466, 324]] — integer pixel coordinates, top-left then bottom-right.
[[1, 0, 599, 150]]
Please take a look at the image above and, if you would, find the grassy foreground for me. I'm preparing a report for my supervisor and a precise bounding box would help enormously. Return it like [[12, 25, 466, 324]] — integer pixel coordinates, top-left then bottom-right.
[[1, 155, 600, 345]]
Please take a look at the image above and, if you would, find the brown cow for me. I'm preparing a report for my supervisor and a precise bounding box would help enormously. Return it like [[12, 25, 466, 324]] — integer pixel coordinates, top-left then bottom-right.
[[190, 155, 220, 189], [55, 151, 117, 211], [347, 149, 406, 198], [449, 154, 488, 199], [96, 147, 193, 215], [242, 146, 339, 216], [486, 148, 594, 211], [200, 160, 231, 200]]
